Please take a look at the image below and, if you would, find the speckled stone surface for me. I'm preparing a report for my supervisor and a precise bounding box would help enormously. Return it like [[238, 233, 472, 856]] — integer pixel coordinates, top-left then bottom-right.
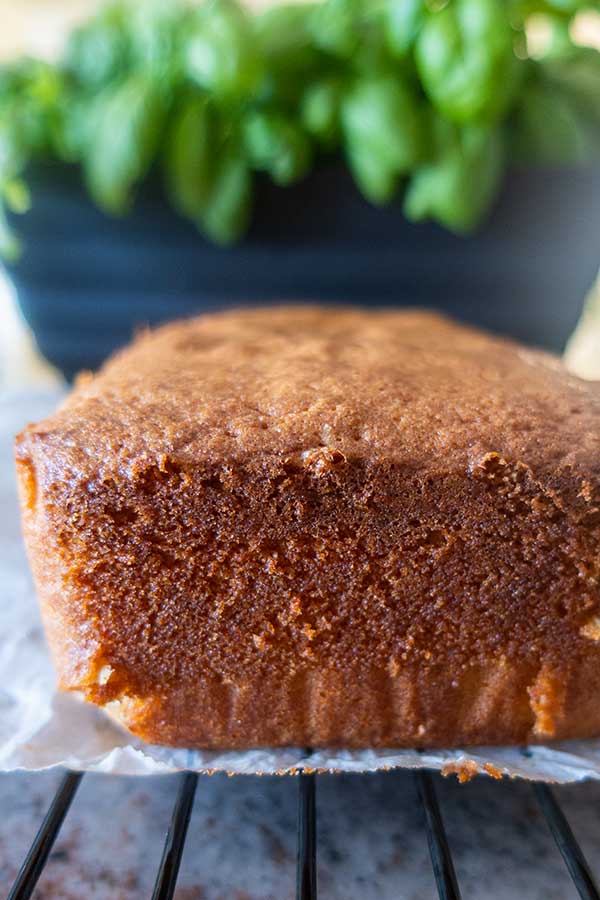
[[2, 769, 600, 899]]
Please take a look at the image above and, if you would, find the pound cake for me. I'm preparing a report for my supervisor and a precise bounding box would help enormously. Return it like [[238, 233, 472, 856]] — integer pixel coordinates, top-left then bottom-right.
[[15, 307, 600, 749]]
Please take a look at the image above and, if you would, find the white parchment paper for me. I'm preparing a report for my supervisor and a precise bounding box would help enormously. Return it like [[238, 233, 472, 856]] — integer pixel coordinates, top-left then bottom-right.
[[3, 390, 600, 782]]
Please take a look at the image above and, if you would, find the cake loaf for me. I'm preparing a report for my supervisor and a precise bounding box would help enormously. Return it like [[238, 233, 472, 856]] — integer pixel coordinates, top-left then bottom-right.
[[15, 307, 600, 749]]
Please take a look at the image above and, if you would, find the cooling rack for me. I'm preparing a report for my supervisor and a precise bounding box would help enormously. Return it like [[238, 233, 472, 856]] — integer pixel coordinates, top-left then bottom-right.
[[5, 763, 600, 900]]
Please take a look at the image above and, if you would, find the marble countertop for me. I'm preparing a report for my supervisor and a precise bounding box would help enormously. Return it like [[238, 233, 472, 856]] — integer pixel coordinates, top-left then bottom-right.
[[2, 768, 600, 899]]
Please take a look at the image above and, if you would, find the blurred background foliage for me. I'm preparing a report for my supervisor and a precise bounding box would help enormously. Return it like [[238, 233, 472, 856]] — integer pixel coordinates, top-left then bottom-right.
[[0, 0, 599, 258]]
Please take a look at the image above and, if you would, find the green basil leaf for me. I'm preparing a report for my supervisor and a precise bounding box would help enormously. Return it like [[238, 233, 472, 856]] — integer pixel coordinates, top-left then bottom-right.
[[385, 0, 425, 57], [84, 75, 167, 214], [341, 76, 424, 182], [201, 141, 252, 244], [164, 94, 215, 221], [416, 0, 520, 123], [511, 79, 598, 163], [0, 120, 25, 181], [128, 0, 190, 80], [0, 61, 63, 164], [50, 91, 89, 162], [2, 177, 31, 214], [404, 118, 505, 232], [345, 142, 399, 204], [301, 78, 343, 146], [308, 0, 364, 58], [185, 0, 261, 100], [505, 1, 589, 26], [539, 48, 600, 127], [65, 1, 130, 88], [256, 4, 326, 107], [545, 0, 592, 12], [243, 110, 312, 185], [257, 3, 319, 58], [165, 94, 253, 242], [0, 199, 20, 261]]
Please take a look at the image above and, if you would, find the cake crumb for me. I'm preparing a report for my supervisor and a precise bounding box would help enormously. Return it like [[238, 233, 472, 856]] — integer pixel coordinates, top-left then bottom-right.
[[441, 760, 479, 783], [388, 658, 400, 678], [580, 615, 600, 641], [528, 669, 565, 737], [97, 665, 114, 686]]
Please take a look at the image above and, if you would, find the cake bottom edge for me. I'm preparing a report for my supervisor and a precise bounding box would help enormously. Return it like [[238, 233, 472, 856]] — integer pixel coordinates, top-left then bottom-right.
[[76, 654, 600, 751]]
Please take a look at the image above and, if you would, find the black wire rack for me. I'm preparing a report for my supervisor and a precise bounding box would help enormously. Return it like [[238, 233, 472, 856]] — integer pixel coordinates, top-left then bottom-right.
[[5, 764, 600, 900]]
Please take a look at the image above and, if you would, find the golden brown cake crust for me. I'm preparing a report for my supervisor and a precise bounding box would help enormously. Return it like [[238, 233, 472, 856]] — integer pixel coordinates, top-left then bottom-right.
[[15, 307, 600, 749]]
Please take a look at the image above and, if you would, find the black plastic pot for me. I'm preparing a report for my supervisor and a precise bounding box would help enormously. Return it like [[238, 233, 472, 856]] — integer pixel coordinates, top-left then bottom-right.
[[4, 161, 600, 380]]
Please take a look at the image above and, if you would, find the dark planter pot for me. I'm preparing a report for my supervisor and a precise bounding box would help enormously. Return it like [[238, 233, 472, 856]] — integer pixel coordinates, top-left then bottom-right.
[[4, 161, 600, 380]]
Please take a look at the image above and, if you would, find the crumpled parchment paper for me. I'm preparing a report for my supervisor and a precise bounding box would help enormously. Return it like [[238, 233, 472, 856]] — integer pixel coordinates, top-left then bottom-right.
[[3, 390, 600, 782]]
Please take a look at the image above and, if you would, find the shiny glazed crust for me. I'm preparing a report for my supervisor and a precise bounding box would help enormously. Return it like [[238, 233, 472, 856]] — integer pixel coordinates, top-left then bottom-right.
[[15, 307, 600, 749]]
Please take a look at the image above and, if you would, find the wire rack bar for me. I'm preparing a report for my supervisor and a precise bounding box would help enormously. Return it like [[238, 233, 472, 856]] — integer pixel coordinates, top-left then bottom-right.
[[533, 782, 600, 900], [296, 771, 317, 900], [7, 770, 83, 900], [6, 768, 600, 900], [416, 771, 462, 900], [151, 772, 198, 900]]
